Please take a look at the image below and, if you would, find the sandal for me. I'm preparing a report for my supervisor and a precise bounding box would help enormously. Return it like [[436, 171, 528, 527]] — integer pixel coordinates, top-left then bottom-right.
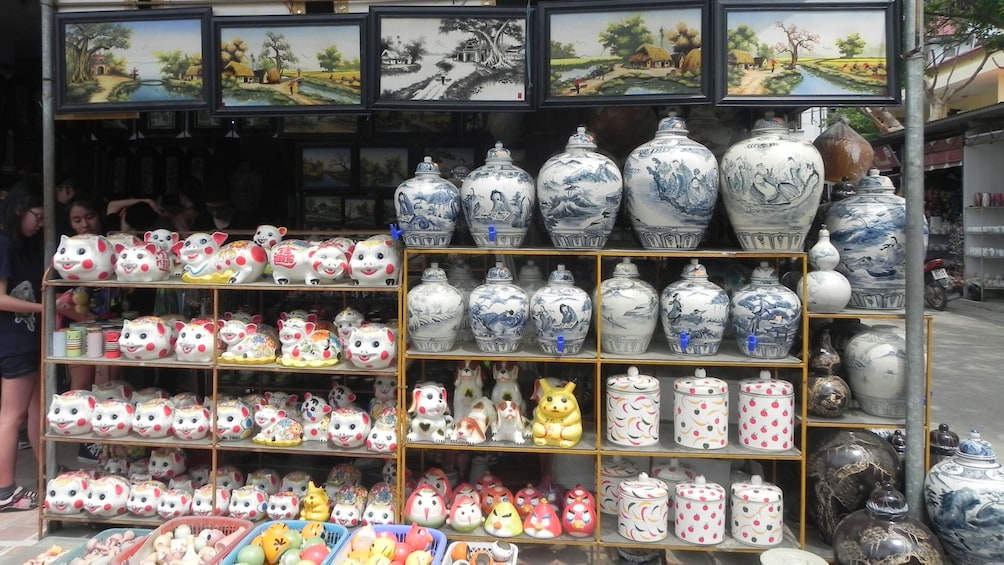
[[0, 486, 38, 512]]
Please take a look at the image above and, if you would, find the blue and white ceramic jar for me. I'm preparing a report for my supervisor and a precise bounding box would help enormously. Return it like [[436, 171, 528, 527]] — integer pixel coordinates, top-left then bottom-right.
[[730, 261, 802, 359], [926, 429, 1004, 565], [516, 260, 546, 345], [537, 126, 623, 249], [660, 259, 729, 356], [406, 262, 465, 352], [468, 262, 528, 353], [599, 258, 659, 354], [447, 260, 478, 343], [719, 112, 824, 251], [460, 142, 535, 248], [394, 156, 460, 248], [825, 168, 908, 309], [529, 264, 592, 355], [623, 114, 719, 250], [843, 324, 907, 418]]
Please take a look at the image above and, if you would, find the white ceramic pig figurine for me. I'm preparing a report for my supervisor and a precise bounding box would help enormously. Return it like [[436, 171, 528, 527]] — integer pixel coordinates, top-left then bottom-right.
[[132, 397, 175, 438], [363, 483, 397, 526], [269, 239, 349, 285], [229, 485, 268, 521], [278, 329, 342, 367], [173, 231, 267, 284], [246, 469, 281, 496], [91, 398, 134, 438], [217, 314, 265, 353], [84, 475, 131, 518], [52, 234, 116, 281], [277, 314, 317, 357], [215, 399, 254, 441], [44, 472, 90, 515], [119, 316, 175, 361], [366, 407, 398, 454], [173, 404, 211, 440], [331, 484, 368, 528], [157, 488, 193, 519], [349, 235, 401, 286], [344, 324, 397, 370], [253, 224, 287, 251], [327, 406, 372, 449], [114, 242, 171, 282], [173, 319, 216, 363], [47, 390, 96, 436], [280, 471, 313, 499], [300, 392, 332, 442], [213, 465, 245, 492], [267, 491, 300, 520], [127, 480, 167, 517], [192, 484, 229, 516], [148, 447, 187, 481]]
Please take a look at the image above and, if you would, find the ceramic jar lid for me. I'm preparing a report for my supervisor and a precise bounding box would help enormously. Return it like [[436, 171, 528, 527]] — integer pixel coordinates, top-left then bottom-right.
[[675, 475, 725, 502], [601, 457, 641, 478], [413, 155, 442, 175], [651, 458, 694, 483], [956, 429, 998, 465], [749, 261, 779, 284], [565, 125, 597, 150], [611, 258, 640, 278], [484, 141, 514, 164], [865, 482, 907, 518], [680, 258, 709, 279], [485, 262, 514, 282], [674, 368, 728, 395], [547, 264, 576, 284], [655, 113, 689, 135], [731, 475, 782, 504], [930, 423, 960, 455], [608, 366, 659, 393], [753, 112, 787, 132], [856, 168, 896, 192], [420, 262, 448, 283], [619, 473, 669, 499], [739, 369, 794, 396]]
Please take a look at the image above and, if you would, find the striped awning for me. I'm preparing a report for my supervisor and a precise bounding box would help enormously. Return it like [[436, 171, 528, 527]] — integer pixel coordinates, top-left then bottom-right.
[[923, 135, 963, 171]]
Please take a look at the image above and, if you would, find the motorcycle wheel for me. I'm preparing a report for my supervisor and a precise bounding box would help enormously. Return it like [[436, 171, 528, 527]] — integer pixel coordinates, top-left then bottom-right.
[[925, 281, 948, 310]]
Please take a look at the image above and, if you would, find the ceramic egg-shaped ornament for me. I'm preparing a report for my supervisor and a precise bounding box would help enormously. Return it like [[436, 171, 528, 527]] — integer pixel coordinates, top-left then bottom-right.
[[529, 264, 592, 355], [485, 500, 524, 537], [523, 499, 564, 539], [407, 262, 465, 352], [395, 156, 460, 248], [447, 494, 484, 533], [460, 141, 536, 248], [404, 484, 448, 528], [52, 234, 116, 281]]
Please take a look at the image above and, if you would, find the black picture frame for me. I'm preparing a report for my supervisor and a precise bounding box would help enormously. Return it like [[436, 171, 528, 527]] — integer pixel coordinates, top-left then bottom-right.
[[211, 14, 367, 116], [368, 6, 532, 111], [536, 0, 710, 108], [140, 111, 183, 137], [713, 0, 901, 106], [280, 115, 360, 136], [359, 146, 410, 188], [301, 194, 344, 230], [298, 143, 355, 190], [54, 8, 212, 114]]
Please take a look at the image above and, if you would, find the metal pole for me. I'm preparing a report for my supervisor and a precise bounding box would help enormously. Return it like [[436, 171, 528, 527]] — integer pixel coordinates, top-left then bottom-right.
[[902, 0, 927, 519], [41, 0, 54, 258]]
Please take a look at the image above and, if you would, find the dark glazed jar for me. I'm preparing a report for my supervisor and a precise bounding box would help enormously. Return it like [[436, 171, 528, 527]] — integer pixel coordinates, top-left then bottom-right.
[[929, 423, 960, 465], [832, 482, 945, 564], [810, 328, 842, 376], [806, 374, 852, 418], [807, 429, 901, 543]]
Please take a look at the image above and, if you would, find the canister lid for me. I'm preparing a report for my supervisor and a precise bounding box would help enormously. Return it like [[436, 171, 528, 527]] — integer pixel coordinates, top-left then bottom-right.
[[485, 262, 514, 283], [656, 113, 689, 135], [675, 475, 725, 501], [674, 368, 728, 395], [618, 472, 669, 499], [608, 366, 659, 393], [601, 457, 641, 478], [547, 264, 576, 285], [420, 262, 448, 283], [651, 458, 695, 483], [610, 258, 640, 278], [739, 370, 794, 396], [565, 125, 598, 150], [484, 141, 513, 163], [730, 475, 783, 503], [413, 155, 442, 175]]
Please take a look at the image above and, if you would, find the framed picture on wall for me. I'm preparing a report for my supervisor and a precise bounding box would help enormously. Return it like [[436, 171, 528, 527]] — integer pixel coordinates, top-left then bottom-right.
[[371, 111, 455, 134], [53, 8, 212, 114], [422, 146, 477, 178], [359, 146, 410, 188], [344, 197, 379, 228], [298, 144, 354, 190], [280, 115, 359, 136], [301, 194, 344, 230], [713, 0, 900, 106]]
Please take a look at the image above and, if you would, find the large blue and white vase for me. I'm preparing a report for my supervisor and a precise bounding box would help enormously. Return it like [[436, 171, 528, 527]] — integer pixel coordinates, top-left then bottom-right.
[[460, 142, 535, 248], [406, 262, 465, 352], [843, 324, 906, 418], [599, 258, 658, 354], [730, 261, 802, 359], [468, 262, 528, 353], [537, 126, 623, 249], [623, 114, 719, 249], [447, 260, 478, 343], [516, 260, 546, 345], [660, 259, 729, 356], [719, 112, 824, 251], [825, 168, 908, 309], [925, 429, 1004, 565], [798, 225, 852, 313], [529, 264, 592, 355], [394, 156, 460, 248]]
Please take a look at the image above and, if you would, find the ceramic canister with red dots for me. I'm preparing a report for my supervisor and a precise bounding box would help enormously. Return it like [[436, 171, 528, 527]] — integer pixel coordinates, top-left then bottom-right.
[[737, 369, 794, 452], [730, 474, 784, 547], [674, 475, 726, 545]]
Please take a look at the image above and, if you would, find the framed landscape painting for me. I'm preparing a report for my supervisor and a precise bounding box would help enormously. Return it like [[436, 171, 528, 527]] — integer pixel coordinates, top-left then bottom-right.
[[212, 14, 366, 115], [537, 0, 710, 107], [299, 144, 354, 190], [369, 7, 531, 110], [54, 8, 211, 114], [714, 0, 900, 106]]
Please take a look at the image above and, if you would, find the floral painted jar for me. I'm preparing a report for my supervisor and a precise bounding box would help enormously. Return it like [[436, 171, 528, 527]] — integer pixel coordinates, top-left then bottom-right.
[[599, 457, 641, 515], [673, 368, 728, 450], [394, 156, 460, 248], [460, 141, 536, 248], [606, 366, 660, 447], [738, 370, 794, 451], [406, 262, 465, 352], [617, 473, 670, 542], [528, 264, 592, 355], [651, 458, 695, 523], [537, 126, 623, 249], [468, 262, 528, 353], [674, 475, 726, 545], [660, 259, 729, 356], [730, 261, 802, 359], [598, 258, 659, 354], [730, 475, 784, 547]]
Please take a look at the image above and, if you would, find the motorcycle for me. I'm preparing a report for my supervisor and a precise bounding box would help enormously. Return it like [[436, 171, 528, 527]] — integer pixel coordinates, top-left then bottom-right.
[[924, 258, 951, 311]]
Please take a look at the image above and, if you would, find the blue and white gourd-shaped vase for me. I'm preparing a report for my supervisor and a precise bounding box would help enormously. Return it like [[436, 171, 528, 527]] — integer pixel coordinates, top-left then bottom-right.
[[529, 264, 592, 355], [799, 225, 852, 313], [730, 261, 802, 359], [825, 168, 908, 309], [719, 112, 824, 251], [394, 156, 460, 248], [660, 259, 729, 356], [516, 260, 546, 345], [926, 430, 1004, 565], [537, 126, 623, 249], [460, 141, 535, 248], [406, 262, 465, 352], [599, 258, 658, 354], [468, 262, 528, 353], [623, 113, 719, 249], [447, 260, 478, 343]]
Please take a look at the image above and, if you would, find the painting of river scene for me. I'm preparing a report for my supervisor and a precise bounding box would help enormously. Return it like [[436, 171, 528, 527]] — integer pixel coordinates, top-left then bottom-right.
[[213, 14, 365, 115], [538, 0, 709, 107], [715, 0, 899, 105], [370, 7, 530, 110], [54, 9, 210, 113]]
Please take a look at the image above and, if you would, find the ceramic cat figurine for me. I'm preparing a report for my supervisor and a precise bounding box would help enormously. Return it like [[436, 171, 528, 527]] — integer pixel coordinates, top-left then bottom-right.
[[300, 392, 332, 442], [531, 379, 582, 448]]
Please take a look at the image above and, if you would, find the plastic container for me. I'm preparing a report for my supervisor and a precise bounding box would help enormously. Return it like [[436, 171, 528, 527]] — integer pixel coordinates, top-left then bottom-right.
[[50, 528, 150, 565], [217, 520, 349, 565], [329, 524, 447, 565], [441, 540, 519, 565], [111, 516, 253, 565]]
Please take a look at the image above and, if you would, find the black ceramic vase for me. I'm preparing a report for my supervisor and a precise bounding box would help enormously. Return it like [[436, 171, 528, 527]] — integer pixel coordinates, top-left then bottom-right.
[[832, 482, 945, 564]]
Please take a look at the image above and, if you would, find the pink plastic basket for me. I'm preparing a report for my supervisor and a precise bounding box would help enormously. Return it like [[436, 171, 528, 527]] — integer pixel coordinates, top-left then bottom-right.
[[111, 516, 254, 565], [217, 520, 349, 565], [329, 524, 447, 565]]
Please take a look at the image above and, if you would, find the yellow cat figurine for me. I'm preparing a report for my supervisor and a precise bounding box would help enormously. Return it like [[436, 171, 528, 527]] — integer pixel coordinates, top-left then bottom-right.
[[299, 480, 331, 522], [531, 379, 582, 448]]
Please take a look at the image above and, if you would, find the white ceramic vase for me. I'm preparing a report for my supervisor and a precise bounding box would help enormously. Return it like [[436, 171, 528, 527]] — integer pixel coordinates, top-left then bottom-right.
[[394, 156, 460, 248], [446, 260, 478, 343], [598, 258, 659, 354], [799, 225, 852, 313], [469, 262, 528, 353], [460, 141, 535, 248], [406, 262, 465, 352], [843, 324, 907, 418], [660, 259, 729, 356]]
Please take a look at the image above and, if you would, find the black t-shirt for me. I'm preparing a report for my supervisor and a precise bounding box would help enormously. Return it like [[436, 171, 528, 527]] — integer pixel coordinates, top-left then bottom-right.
[[0, 234, 43, 356]]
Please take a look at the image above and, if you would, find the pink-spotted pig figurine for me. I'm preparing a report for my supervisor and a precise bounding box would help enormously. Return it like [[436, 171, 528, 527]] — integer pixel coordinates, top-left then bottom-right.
[[173, 404, 211, 441], [52, 234, 116, 281], [267, 491, 300, 520], [344, 324, 397, 370], [229, 485, 268, 521], [84, 475, 130, 518], [173, 231, 267, 284], [173, 318, 216, 363], [47, 390, 96, 436], [192, 484, 229, 516], [131, 398, 175, 439], [114, 242, 171, 282], [44, 472, 90, 515], [90, 398, 134, 438], [269, 239, 349, 285], [118, 316, 174, 361], [157, 488, 192, 519], [148, 447, 187, 481], [127, 480, 167, 518], [349, 235, 401, 286]]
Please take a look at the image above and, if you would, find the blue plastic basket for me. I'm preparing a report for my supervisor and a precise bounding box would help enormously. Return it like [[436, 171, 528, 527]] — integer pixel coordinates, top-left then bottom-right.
[[49, 528, 151, 565], [330, 524, 447, 565], [217, 520, 349, 565]]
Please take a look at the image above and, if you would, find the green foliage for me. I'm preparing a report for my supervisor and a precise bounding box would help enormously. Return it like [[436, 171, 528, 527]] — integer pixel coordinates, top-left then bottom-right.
[[829, 108, 881, 140], [154, 50, 186, 79], [834, 33, 866, 58], [598, 16, 654, 58], [317, 46, 343, 72], [727, 24, 758, 53], [926, 0, 1004, 54], [550, 40, 577, 59]]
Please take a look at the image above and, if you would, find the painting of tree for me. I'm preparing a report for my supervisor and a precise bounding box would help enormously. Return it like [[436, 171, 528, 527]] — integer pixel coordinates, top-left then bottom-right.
[[772, 21, 820, 69], [65, 22, 132, 84]]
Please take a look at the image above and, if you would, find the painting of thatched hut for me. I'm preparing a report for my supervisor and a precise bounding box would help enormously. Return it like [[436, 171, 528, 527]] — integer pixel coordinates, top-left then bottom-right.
[[629, 44, 674, 69], [728, 49, 755, 69]]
